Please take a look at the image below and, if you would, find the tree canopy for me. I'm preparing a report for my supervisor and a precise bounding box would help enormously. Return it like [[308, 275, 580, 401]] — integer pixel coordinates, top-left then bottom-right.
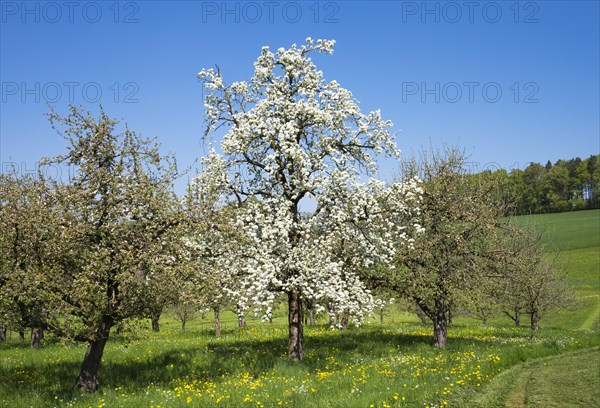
[[197, 38, 422, 360]]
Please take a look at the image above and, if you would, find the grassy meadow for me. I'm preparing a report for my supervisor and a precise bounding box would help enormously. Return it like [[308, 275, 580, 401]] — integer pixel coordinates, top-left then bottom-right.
[[514, 209, 600, 331], [1, 210, 598, 407], [469, 347, 600, 407]]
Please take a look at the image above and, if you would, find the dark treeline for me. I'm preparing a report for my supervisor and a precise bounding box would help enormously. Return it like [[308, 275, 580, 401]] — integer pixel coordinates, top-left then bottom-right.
[[477, 154, 599, 215]]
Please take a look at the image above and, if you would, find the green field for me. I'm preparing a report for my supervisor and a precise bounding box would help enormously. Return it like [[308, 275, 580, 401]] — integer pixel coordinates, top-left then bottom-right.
[[514, 209, 600, 331], [514, 209, 600, 251], [468, 347, 600, 407], [1, 210, 598, 407]]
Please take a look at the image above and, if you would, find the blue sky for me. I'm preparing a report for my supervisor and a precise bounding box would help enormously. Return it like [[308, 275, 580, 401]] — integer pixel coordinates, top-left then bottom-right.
[[1, 0, 598, 192]]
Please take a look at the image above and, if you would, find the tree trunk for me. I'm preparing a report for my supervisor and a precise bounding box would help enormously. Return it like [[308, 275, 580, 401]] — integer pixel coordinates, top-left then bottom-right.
[[328, 302, 335, 326], [213, 306, 221, 338], [447, 306, 453, 328], [478, 306, 490, 325], [75, 317, 113, 392], [432, 301, 447, 348], [504, 307, 522, 328], [0, 325, 7, 343], [30, 327, 44, 348], [305, 300, 315, 326], [238, 314, 246, 329], [530, 310, 539, 339], [340, 309, 349, 329], [19, 329, 25, 343], [181, 319, 186, 331], [151, 310, 161, 332], [288, 289, 304, 361]]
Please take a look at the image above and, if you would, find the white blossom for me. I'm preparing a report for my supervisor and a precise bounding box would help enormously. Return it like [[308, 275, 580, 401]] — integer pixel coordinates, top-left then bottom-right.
[[196, 38, 423, 328]]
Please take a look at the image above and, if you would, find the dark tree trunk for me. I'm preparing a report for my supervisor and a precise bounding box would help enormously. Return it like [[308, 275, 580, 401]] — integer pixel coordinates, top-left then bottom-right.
[[181, 319, 187, 331], [379, 309, 384, 324], [530, 310, 540, 339], [30, 305, 45, 348], [115, 322, 124, 334], [151, 310, 161, 332], [432, 301, 448, 348], [0, 325, 7, 343], [213, 306, 221, 338], [340, 309, 349, 329], [75, 317, 113, 392], [288, 289, 304, 361], [19, 329, 25, 343], [503, 306, 522, 328], [30, 327, 44, 348]]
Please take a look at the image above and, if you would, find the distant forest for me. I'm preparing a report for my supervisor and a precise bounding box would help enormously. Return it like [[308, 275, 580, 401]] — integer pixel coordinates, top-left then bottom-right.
[[479, 154, 599, 215]]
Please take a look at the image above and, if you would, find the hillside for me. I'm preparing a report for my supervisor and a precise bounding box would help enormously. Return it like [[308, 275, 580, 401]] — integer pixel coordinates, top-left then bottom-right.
[[514, 209, 600, 330]]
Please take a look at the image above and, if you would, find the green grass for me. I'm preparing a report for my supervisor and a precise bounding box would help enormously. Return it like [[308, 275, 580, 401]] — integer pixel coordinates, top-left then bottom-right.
[[462, 209, 600, 406], [1, 209, 598, 407], [1, 320, 598, 408], [548, 246, 600, 330], [513, 209, 600, 252], [512, 210, 600, 331], [465, 347, 600, 407]]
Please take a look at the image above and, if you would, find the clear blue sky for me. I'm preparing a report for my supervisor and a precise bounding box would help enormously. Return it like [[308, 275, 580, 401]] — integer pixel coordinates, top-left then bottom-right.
[[1, 1, 598, 192]]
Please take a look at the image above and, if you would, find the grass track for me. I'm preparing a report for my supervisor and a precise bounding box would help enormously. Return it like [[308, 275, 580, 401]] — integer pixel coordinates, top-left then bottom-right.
[[468, 347, 600, 407]]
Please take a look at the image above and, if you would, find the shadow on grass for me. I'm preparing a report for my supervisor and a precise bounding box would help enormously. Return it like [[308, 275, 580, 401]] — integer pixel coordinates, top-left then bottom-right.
[[0, 323, 538, 404]]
